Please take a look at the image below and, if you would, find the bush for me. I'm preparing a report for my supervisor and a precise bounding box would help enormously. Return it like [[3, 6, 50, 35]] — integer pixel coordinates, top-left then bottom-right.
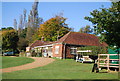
[[31, 50, 37, 57], [78, 46, 107, 56]]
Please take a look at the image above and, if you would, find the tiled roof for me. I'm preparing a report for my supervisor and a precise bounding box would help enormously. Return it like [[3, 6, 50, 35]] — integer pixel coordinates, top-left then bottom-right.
[[56, 32, 108, 47], [29, 40, 53, 48], [29, 32, 108, 48]]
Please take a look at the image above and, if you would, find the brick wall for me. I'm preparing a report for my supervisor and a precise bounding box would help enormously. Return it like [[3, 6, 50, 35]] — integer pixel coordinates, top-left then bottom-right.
[[52, 44, 75, 59], [65, 45, 74, 59], [52, 44, 63, 58]]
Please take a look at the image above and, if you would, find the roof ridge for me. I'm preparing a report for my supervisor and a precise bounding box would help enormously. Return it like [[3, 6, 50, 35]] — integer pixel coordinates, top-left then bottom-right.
[[29, 40, 41, 47], [62, 31, 71, 43]]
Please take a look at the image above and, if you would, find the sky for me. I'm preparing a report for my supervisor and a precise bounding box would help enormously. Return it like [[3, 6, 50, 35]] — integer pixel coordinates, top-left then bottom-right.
[[2, 2, 111, 32]]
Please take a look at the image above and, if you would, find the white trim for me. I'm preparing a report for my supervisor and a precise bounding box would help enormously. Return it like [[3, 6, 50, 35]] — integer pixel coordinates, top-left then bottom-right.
[[53, 43, 63, 45], [77, 50, 92, 52], [70, 48, 77, 49], [70, 47, 77, 54], [34, 44, 53, 48]]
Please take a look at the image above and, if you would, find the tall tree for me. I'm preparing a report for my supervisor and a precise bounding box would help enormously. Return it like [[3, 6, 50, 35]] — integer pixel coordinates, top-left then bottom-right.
[[26, 14, 34, 43], [23, 9, 27, 29], [84, 2, 120, 48], [18, 15, 23, 36], [79, 25, 93, 34], [13, 19, 17, 30], [26, 0, 43, 43], [38, 16, 72, 41]]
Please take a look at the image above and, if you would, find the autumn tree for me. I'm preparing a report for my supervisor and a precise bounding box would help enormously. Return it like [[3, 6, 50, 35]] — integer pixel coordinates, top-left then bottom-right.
[[79, 25, 93, 34], [2, 30, 19, 52], [85, 2, 120, 48], [38, 16, 72, 41]]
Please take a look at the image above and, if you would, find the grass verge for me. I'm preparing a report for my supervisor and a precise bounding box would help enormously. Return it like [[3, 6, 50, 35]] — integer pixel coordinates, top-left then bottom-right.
[[2, 56, 34, 69], [2, 58, 118, 79]]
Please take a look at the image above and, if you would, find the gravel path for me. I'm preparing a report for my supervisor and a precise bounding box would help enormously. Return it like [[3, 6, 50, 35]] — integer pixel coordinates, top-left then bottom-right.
[[1, 57, 55, 73]]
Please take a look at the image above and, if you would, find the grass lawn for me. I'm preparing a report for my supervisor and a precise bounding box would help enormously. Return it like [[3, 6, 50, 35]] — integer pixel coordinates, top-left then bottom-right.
[[2, 56, 34, 69], [2, 58, 118, 79]]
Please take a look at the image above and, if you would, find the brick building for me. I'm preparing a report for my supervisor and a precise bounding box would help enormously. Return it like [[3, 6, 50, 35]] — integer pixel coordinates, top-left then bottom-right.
[[26, 32, 108, 59]]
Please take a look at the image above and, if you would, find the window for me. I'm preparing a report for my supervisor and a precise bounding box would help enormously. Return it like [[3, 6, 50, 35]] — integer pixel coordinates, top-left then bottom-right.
[[70, 47, 77, 54], [55, 46, 60, 54], [42, 48, 47, 53]]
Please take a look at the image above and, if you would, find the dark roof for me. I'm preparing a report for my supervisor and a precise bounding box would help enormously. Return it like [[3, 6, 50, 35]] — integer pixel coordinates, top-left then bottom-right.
[[29, 32, 108, 48], [29, 40, 53, 48], [56, 32, 108, 47]]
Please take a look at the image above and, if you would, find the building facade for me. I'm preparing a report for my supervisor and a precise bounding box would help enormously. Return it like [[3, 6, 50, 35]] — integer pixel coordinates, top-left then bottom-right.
[[26, 32, 108, 59]]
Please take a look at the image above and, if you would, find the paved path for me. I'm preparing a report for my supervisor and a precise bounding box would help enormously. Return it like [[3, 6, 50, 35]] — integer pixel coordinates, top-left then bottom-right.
[[1, 57, 55, 73]]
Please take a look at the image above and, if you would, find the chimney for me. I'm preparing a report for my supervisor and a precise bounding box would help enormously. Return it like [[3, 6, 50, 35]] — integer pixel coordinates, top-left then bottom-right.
[[41, 36, 44, 42]]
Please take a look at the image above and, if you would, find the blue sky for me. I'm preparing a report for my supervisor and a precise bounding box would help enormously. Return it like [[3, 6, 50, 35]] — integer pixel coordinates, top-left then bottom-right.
[[2, 2, 111, 31]]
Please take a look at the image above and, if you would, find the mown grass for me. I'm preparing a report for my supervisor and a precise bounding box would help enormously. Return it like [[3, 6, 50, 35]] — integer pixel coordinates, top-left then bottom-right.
[[2, 56, 34, 69], [2, 58, 118, 79]]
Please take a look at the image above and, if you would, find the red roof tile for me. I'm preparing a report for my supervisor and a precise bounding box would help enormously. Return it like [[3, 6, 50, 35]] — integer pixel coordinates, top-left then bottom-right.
[[57, 32, 108, 47], [29, 40, 53, 48], [29, 32, 108, 48]]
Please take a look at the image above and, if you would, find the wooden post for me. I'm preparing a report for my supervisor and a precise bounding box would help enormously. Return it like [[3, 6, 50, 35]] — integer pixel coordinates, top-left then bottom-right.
[[98, 54, 100, 69], [118, 49, 120, 72], [107, 54, 110, 72], [119, 53, 120, 72]]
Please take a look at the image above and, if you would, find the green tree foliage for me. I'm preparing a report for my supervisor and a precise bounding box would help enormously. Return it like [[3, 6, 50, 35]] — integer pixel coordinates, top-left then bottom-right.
[[1, 27, 14, 31], [19, 28, 27, 38], [78, 46, 107, 63], [79, 25, 93, 34], [17, 28, 29, 51], [38, 16, 72, 41], [84, 2, 120, 48], [17, 37, 29, 51], [78, 46, 107, 56], [2, 30, 19, 52]]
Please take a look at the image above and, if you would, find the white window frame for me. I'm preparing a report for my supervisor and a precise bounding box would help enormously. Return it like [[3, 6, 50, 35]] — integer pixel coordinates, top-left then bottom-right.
[[70, 47, 77, 54], [55, 46, 60, 54]]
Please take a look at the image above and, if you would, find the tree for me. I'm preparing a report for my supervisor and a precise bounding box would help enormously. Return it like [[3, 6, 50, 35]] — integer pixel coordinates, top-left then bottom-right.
[[18, 15, 23, 36], [78, 46, 107, 63], [1, 27, 14, 31], [38, 16, 72, 41], [26, 15, 35, 43], [17, 37, 29, 51], [79, 25, 93, 34], [23, 9, 27, 29], [26, 0, 43, 43], [19, 28, 27, 38], [84, 2, 120, 48], [13, 19, 17, 30], [2, 30, 19, 52]]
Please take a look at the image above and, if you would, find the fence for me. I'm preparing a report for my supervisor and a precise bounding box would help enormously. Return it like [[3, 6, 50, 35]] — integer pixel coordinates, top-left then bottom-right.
[[97, 54, 119, 72]]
